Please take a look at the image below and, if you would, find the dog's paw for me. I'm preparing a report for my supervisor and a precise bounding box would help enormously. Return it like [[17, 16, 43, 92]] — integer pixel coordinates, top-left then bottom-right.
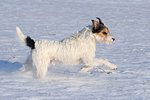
[[109, 64, 117, 70], [103, 59, 117, 70], [19, 66, 26, 72]]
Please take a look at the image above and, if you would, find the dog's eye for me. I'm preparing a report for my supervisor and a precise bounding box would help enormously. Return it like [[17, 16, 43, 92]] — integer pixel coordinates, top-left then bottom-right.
[[103, 32, 107, 35]]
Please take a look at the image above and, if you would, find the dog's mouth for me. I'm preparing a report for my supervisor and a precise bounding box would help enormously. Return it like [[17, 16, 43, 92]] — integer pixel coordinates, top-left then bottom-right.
[[104, 37, 115, 45]]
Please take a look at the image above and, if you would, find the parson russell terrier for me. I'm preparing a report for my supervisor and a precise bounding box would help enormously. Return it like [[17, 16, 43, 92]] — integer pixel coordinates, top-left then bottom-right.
[[16, 17, 117, 78]]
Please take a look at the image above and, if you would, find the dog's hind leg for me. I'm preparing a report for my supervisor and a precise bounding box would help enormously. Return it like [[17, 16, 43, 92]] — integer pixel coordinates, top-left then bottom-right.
[[32, 53, 50, 78], [19, 53, 34, 72]]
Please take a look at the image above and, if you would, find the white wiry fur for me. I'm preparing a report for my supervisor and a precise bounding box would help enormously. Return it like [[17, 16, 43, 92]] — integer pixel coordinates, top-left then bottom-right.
[[16, 27, 27, 45], [16, 24, 117, 78]]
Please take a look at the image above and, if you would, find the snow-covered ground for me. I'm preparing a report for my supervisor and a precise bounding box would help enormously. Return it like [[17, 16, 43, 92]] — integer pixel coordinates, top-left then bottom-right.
[[0, 0, 150, 99]]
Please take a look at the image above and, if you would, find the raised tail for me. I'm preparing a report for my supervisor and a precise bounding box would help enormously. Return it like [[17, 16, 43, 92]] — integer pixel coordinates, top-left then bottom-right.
[[16, 27, 35, 49]]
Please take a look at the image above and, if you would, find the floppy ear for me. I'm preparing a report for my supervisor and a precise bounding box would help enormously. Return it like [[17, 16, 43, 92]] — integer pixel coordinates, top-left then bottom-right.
[[91, 20, 100, 30], [96, 17, 104, 25]]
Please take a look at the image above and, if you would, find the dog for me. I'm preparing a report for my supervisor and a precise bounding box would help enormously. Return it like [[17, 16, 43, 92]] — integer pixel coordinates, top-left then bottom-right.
[[16, 17, 117, 78]]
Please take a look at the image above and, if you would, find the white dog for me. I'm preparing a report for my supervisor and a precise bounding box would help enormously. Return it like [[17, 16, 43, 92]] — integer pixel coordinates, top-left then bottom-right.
[[16, 17, 117, 78]]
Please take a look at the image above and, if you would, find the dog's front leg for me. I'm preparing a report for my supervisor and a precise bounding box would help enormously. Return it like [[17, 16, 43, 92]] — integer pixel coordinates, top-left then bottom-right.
[[80, 58, 117, 72], [80, 66, 94, 72], [96, 59, 117, 70]]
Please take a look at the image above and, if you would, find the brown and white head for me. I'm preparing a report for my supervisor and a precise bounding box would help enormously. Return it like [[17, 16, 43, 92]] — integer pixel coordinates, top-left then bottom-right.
[[91, 17, 115, 45]]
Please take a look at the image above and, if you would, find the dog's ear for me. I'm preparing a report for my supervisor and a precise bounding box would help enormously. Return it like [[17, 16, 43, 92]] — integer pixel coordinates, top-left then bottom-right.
[[96, 17, 104, 25], [92, 20, 100, 30]]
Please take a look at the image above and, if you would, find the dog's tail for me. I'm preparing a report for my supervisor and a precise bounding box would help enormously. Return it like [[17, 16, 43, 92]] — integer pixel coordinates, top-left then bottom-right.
[[16, 27, 35, 49]]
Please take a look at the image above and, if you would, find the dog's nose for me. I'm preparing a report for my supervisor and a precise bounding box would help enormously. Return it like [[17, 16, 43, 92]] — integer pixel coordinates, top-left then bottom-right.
[[112, 38, 115, 41]]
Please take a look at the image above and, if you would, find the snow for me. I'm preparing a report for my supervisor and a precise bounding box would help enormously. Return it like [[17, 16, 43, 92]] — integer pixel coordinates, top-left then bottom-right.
[[0, 0, 150, 99]]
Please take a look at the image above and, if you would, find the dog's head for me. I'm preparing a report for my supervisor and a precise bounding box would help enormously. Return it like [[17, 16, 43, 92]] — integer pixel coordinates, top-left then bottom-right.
[[91, 17, 115, 45]]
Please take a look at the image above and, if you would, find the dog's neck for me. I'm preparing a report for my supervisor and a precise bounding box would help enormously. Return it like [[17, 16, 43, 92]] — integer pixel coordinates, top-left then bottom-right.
[[82, 25, 98, 44], [61, 25, 97, 47]]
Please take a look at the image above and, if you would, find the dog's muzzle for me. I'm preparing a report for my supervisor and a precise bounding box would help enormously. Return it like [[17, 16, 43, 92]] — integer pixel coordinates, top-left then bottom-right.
[[112, 38, 115, 41]]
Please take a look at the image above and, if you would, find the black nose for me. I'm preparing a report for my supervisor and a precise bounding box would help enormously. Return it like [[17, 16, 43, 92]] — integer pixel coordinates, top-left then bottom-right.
[[112, 38, 115, 41]]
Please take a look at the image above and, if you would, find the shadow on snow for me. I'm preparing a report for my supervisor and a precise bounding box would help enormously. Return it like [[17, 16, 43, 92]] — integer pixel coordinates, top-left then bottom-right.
[[0, 60, 22, 73]]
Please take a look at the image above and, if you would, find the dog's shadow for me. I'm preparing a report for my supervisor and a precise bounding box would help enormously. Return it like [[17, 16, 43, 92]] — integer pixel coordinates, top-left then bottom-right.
[[0, 60, 22, 73]]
